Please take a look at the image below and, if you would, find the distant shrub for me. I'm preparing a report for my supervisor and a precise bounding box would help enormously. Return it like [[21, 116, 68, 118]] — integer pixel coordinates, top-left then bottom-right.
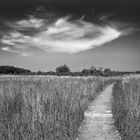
[[0, 65, 31, 74], [56, 64, 70, 75]]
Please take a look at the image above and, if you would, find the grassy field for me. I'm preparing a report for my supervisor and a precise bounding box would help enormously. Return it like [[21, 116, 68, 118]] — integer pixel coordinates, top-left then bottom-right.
[[112, 75, 140, 140], [0, 76, 106, 140]]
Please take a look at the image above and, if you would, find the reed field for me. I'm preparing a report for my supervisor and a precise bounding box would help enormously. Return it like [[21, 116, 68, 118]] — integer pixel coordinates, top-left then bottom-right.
[[112, 75, 140, 140], [0, 76, 105, 140]]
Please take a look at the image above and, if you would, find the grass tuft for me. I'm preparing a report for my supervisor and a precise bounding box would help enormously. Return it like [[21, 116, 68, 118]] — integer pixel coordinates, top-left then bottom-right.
[[0, 76, 104, 140], [112, 76, 140, 140]]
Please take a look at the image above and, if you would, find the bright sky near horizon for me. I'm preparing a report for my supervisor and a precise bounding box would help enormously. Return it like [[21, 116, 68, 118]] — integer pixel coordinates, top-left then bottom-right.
[[0, 0, 140, 71]]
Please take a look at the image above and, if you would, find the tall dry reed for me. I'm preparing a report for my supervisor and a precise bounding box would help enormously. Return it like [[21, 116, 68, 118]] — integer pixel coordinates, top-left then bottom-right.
[[0, 76, 104, 140], [112, 75, 140, 140]]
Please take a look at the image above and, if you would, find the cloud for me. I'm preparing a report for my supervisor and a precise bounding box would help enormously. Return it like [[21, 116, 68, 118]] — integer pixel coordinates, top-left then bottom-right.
[[31, 21, 121, 53], [1, 47, 30, 56], [1, 15, 123, 55], [8, 16, 44, 30], [1, 32, 31, 56]]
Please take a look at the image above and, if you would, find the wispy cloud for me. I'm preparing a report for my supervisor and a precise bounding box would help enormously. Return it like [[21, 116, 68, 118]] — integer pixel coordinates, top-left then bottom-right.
[[1, 15, 125, 56], [1, 47, 30, 56], [8, 16, 44, 30]]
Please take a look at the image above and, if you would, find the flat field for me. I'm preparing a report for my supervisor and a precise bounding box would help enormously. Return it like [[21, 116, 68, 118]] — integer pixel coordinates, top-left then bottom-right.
[[0, 76, 104, 140], [112, 75, 140, 140]]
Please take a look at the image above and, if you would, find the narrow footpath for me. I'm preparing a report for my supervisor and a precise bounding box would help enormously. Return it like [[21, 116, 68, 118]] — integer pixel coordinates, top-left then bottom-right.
[[76, 84, 121, 140]]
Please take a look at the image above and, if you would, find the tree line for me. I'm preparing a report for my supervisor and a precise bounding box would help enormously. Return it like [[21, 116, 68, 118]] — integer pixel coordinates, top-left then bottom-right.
[[0, 66, 31, 75], [0, 65, 139, 77]]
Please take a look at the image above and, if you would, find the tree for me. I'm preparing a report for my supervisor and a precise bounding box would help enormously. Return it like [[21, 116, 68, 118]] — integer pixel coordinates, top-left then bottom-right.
[[104, 68, 111, 76], [82, 69, 90, 76], [89, 66, 97, 74], [104, 68, 111, 73], [37, 71, 43, 75], [56, 64, 70, 75], [0, 65, 31, 75]]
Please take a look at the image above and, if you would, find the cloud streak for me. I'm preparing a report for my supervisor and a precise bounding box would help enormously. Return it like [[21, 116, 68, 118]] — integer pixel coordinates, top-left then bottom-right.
[[8, 16, 44, 30], [1, 15, 123, 56]]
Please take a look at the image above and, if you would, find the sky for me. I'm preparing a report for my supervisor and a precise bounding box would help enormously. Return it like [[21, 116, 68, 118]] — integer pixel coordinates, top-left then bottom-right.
[[0, 0, 140, 72]]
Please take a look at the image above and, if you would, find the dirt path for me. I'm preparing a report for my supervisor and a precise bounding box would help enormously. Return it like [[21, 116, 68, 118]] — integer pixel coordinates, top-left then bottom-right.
[[76, 84, 121, 140]]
